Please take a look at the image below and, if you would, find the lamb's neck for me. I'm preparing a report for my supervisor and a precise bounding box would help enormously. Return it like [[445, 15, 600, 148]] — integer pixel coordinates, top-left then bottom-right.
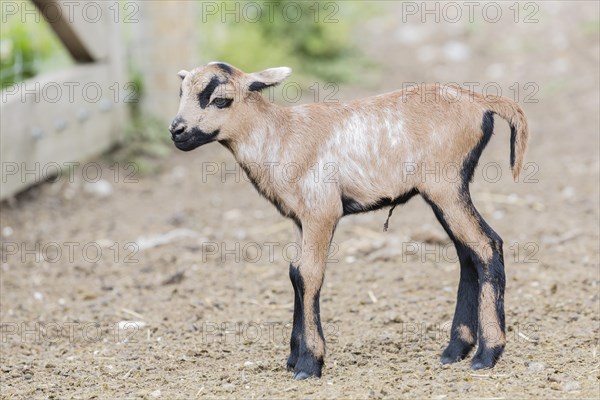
[[222, 106, 292, 168], [219, 105, 296, 208]]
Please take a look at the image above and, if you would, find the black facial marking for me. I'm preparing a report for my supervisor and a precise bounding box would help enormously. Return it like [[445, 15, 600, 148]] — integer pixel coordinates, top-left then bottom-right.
[[198, 76, 222, 109], [248, 81, 271, 92], [172, 128, 220, 151], [214, 63, 233, 75], [341, 189, 418, 216]]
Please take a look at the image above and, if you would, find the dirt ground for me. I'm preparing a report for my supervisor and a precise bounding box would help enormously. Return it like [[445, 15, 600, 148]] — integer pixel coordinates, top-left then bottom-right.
[[1, 2, 599, 399]]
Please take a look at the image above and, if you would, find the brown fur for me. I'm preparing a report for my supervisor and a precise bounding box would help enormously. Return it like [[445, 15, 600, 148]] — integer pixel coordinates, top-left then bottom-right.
[[479, 282, 506, 349], [171, 63, 529, 377], [176, 65, 528, 223], [457, 324, 476, 345]]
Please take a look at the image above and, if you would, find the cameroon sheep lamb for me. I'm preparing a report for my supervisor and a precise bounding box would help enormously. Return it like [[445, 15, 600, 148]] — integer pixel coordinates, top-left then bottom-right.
[[169, 62, 529, 380]]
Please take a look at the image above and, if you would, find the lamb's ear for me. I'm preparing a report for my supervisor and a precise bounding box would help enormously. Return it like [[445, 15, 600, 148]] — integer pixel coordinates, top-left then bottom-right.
[[248, 67, 292, 91], [178, 70, 189, 80]]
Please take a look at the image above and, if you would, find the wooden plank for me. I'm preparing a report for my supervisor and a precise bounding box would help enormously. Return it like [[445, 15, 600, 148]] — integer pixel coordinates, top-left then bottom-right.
[[31, 0, 110, 62], [0, 64, 126, 199]]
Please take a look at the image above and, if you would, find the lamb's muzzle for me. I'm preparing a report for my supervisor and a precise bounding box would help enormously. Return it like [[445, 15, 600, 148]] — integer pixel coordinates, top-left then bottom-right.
[[170, 62, 530, 380]]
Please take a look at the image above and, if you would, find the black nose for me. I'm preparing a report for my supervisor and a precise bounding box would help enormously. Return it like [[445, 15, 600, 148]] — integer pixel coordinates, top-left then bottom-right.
[[169, 121, 186, 138]]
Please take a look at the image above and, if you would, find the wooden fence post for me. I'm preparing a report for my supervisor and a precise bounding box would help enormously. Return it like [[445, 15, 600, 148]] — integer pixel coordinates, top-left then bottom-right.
[[129, 0, 200, 123]]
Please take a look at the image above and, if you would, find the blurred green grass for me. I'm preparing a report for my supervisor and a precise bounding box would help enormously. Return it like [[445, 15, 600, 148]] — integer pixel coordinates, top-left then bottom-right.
[[199, 0, 373, 83], [0, 9, 72, 89]]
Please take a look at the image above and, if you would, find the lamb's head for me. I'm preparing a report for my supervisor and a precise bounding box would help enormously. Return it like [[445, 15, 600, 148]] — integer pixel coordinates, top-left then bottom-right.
[[169, 62, 292, 151]]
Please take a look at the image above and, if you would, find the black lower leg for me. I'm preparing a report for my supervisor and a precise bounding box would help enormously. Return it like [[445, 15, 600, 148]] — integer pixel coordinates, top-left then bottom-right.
[[424, 196, 481, 365], [292, 270, 324, 380], [441, 241, 480, 364], [471, 228, 506, 370], [287, 264, 303, 371], [471, 242, 506, 369], [294, 303, 324, 379]]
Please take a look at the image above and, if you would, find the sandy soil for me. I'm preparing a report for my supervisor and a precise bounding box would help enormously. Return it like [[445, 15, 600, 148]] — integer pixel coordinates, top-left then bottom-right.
[[1, 2, 599, 399]]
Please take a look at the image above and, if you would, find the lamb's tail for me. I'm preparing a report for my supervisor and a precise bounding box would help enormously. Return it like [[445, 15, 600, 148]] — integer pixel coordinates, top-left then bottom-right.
[[479, 96, 529, 180]]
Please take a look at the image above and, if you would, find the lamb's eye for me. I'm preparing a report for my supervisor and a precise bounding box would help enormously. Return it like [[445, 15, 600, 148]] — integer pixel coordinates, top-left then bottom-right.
[[212, 97, 232, 109]]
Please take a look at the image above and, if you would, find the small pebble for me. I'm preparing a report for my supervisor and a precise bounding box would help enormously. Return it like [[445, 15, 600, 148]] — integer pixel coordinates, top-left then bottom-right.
[[561, 186, 575, 199], [150, 389, 161, 397], [84, 180, 113, 197], [443, 41, 471, 62], [562, 381, 581, 392], [396, 26, 423, 45], [170, 166, 187, 179], [493, 210, 505, 220], [528, 362, 545, 372], [222, 383, 235, 391], [117, 320, 146, 330]]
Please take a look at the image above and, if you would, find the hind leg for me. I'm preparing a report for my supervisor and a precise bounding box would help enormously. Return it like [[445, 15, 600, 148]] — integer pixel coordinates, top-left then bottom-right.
[[470, 220, 506, 370], [442, 242, 479, 363], [425, 192, 506, 369]]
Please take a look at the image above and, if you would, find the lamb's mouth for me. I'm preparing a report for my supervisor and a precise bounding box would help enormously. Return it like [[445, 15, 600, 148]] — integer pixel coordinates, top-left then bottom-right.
[[173, 129, 220, 151]]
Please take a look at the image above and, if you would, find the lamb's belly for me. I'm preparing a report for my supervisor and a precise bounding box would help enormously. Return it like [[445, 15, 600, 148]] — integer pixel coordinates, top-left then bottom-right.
[[338, 160, 416, 205]]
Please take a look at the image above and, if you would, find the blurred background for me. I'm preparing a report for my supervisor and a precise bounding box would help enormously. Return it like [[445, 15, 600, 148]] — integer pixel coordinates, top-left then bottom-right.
[[1, 1, 599, 398]]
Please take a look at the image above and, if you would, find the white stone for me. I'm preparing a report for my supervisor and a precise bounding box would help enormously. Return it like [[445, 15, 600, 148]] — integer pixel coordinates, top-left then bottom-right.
[[443, 41, 471, 62], [84, 179, 113, 197]]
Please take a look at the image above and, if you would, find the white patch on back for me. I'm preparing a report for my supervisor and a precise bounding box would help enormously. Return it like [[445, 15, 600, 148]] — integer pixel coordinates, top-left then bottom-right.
[[313, 108, 414, 203]]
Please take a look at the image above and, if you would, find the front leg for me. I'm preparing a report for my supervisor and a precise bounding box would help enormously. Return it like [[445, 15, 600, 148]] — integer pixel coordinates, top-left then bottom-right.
[[292, 215, 338, 380], [287, 225, 303, 371], [287, 262, 303, 371]]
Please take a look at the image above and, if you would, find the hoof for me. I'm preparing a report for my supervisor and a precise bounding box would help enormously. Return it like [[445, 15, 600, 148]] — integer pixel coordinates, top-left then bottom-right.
[[440, 355, 460, 365], [470, 346, 503, 370], [286, 355, 297, 371], [293, 354, 323, 380], [470, 360, 491, 370], [441, 340, 474, 365], [294, 371, 311, 380]]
